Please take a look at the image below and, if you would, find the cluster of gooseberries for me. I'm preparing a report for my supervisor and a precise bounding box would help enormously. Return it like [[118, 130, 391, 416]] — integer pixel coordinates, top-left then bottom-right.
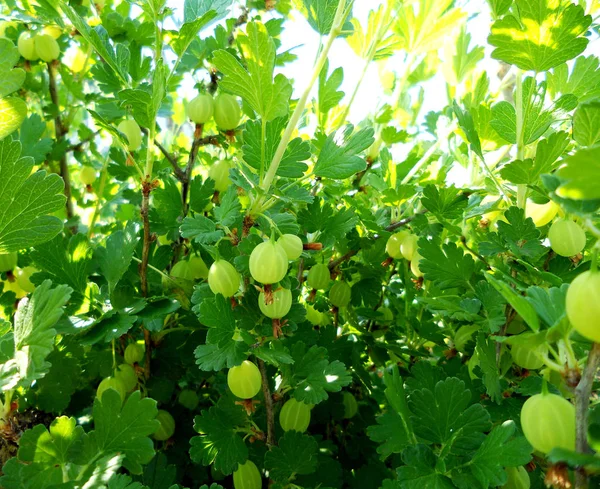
[[385, 230, 423, 277], [17, 29, 61, 62], [186, 92, 242, 131], [96, 342, 176, 441], [0, 252, 37, 299]]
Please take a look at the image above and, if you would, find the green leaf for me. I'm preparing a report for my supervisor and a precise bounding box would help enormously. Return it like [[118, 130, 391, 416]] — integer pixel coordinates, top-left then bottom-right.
[[97, 222, 140, 294], [0, 138, 65, 253], [556, 146, 600, 200], [396, 444, 455, 489], [212, 22, 292, 121], [445, 27, 484, 85], [474, 333, 503, 403], [0, 458, 63, 489], [318, 61, 344, 122], [264, 431, 318, 482], [487, 0, 512, 18], [242, 118, 310, 178], [173, 0, 224, 57], [301, 0, 341, 35], [526, 285, 568, 328], [408, 377, 491, 451], [466, 421, 532, 487], [491, 78, 555, 146], [281, 342, 352, 404], [485, 274, 540, 332], [480, 206, 546, 260], [91, 390, 159, 474], [107, 474, 147, 489], [0, 39, 25, 98], [421, 185, 468, 221], [60, 3, 128, 84], [214, 186, 241, 228], [18, 114, 54, 164], [181, 215, 224, 245], [453, 102, 484, 161], [573, 101, 600, 147], [78, 311, 138, 345], [547, 448, 600, 470], [18, 416, 83, 465], [548, 55, 600, 103], [118, 89, 154, 128], [367, 410, 411, 459], [31, 234, 92, 302], [6, 281, 71, 389], [189, 176, 215, 214], [314, 126, 374, 179], [190, 398, 248, 474], [488, 1, 591, 72], [184, 0, 232, 22], [419, 239, 475, 290], [193, 294, 247, 371], [500, 131, 569, 185], [0, 97, 27, 141], [395, 0, 466, 54]]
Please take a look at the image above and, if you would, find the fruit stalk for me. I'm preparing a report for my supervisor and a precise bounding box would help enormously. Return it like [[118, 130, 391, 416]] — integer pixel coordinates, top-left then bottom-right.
[[258, 359, 276, 447], [514, 69, 527, 209], [140, 180, 152, 298], [252, 0, 350, 213], [574, 342, 600, 489], [182, 124, 204, 211], [48, 62, 74, 220]]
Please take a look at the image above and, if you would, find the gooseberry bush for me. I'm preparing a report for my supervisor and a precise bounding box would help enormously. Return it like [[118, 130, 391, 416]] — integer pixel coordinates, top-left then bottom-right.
[[1, 1, 600, 488]]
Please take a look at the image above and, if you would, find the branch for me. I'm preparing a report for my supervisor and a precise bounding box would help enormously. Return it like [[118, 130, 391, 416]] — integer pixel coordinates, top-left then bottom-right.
[[257, 359, 276, 447], [182, 124, 206, 211], [328, 215, 420, 271], [575, 343, 600, 489], [140, 127, 185, 181], [66, 130, 100, 153], [139, 181, 153, 297], [48, 62, 74, 220]]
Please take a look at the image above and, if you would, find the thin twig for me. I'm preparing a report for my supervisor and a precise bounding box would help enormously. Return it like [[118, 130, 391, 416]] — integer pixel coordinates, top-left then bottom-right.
[[182, 124, 204, 210], [257, 359, 276, 447], [140, 127, 185, 181], [575, 343, 600, 489], [140, 182, 152, 297], [48, 62, 74, 220], [66, 130, 99, 153]]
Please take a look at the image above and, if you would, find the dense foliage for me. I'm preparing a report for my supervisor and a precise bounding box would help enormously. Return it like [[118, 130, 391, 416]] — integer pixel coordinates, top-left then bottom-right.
[[1, 1, 600, 489]]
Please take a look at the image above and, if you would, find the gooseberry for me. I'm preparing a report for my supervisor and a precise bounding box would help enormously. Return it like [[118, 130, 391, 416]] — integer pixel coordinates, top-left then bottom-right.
[[279, 398, 312, 432], [227, 360, 261, 399], [186, 93, 214, 124], [258, 287, 292, 319], [214, 93, 241, 130], [520, 391, 575, 454], [277, 234, 303, 260], [306, 264, 330, 290], [208, 259, 240, 297], [329, 281, 351, 308], [566, 270, 600, 342], [548, 219, 586, 257], [249, 240, 288, 285], [117, 119, 142, 151], [153, 410, 175, 441]]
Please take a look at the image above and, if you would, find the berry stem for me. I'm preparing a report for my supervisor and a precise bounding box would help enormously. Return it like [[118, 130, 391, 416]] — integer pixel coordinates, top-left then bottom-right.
[[257, 359, 276, 447], [47, 62, 74, 221], [574, 343, 600, 489], [250, 0, 350, 214]]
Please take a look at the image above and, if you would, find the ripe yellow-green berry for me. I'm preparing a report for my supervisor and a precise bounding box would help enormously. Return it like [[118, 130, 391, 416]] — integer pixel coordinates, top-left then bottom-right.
[[35, 34, 60, 62]]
